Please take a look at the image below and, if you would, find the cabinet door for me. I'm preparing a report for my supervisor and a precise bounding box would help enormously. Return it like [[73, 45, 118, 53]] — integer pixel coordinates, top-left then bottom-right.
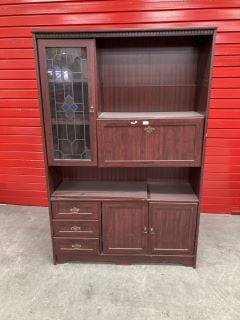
[[97, 118, 204, 167], [38, 39, 97, 165], [102, 202, 148, 254], [149, 203, 197, 255]]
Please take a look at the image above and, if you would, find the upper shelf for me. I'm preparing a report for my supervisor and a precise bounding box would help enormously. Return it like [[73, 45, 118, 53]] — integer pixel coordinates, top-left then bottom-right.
[[98, 111, 205, 120]]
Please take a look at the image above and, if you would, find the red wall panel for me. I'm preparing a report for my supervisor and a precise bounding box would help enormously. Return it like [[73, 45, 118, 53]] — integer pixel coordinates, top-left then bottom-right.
[[0, 0, 239, 213]]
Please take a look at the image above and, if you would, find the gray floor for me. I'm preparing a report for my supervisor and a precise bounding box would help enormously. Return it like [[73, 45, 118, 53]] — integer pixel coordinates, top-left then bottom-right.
[[0, 205, 240, 320]]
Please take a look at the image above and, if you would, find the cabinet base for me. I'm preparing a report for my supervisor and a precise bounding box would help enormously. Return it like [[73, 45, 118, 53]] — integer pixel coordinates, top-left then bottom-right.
[[55, 253, 196, 267]]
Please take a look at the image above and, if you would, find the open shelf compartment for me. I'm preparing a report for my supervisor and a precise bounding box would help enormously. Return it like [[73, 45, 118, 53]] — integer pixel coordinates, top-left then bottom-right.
[[51, 179, 198, 203]]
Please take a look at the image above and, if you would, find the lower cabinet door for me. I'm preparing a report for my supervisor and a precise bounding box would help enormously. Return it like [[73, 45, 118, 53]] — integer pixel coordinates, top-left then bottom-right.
[[102, 201, 148, 254], [149, 203, 198, 255]]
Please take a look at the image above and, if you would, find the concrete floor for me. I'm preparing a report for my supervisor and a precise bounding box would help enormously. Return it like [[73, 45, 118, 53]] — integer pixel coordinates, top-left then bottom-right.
[[0, 205, 239, 320]]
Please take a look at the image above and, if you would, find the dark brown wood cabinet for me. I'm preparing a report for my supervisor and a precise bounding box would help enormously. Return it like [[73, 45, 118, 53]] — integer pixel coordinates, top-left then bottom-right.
[[35, 28, 216, 267]]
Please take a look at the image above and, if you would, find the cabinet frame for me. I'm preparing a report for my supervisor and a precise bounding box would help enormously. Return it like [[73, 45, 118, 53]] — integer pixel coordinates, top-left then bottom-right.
[[34, 28, 216, 267]]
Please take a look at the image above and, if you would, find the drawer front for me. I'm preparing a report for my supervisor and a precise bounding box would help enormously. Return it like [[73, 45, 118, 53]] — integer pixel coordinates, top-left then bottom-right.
[[51, 201, 100, 220], [53, 220, 99, 238], [97, 118, 204, 167], [54, 238, 99, 255]]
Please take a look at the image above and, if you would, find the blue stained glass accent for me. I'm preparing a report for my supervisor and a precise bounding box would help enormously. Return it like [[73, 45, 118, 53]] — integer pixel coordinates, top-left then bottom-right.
[[62, 103, 69, 112], [70, 103, 78, 111]]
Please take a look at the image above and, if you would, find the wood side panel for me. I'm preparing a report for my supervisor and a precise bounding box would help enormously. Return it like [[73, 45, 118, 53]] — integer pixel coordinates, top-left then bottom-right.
[[102, 201, 148, 254]]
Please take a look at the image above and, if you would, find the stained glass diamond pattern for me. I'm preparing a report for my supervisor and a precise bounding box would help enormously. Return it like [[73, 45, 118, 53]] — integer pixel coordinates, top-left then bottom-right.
[[65, 94, 73, 105], [61, 94, 79, 115], [62, 103, 69, 112], [71, 103, 78, 111]]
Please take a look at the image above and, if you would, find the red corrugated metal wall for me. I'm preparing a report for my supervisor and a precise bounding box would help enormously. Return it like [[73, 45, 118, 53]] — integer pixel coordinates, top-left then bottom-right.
[[0, 0, 239, 213]]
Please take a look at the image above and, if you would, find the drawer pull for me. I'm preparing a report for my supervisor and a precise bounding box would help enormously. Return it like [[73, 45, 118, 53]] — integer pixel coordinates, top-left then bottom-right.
[[71, 243, 82, 249], [143, 226, 148, 234], [70, 207, 80, 213], [144, 126, 155, 134], [71, 226, 81, 231]]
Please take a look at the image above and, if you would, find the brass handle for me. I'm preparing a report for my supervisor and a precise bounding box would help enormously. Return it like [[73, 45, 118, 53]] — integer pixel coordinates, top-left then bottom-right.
[[70, 207, 80, 213], [71, 226, 81, 231], [144, 126, 155, 134], [150, 227, 155, 235], [71, 243, 82, 249], [143, 226, 148, 234], [89, 105, 94, 113]]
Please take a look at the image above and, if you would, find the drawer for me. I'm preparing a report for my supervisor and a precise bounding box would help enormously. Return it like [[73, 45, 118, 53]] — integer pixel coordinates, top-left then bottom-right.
[[53, 220, 99, 238], [54, 238, 99, 255], [51, 201, 100, 220]]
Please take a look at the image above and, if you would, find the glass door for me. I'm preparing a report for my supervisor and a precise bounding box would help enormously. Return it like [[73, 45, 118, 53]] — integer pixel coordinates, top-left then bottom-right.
[[38, 39, 97, 165]]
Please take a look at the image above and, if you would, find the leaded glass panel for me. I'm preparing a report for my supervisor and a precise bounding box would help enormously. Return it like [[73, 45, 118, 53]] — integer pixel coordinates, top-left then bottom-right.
[[46, 47, 91, 159]]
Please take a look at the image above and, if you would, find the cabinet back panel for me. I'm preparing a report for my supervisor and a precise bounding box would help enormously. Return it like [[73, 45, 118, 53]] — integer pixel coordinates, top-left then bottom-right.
[[98, 39, 198, 112], [61, 167, 190, 182]]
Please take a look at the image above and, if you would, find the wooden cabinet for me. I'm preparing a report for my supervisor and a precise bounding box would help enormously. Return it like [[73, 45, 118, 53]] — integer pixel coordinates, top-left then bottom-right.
[[97, 116, 204, 167], [36, 28, 215, 267], [149, 203, 198, 255], [102, 201, 148, 254]]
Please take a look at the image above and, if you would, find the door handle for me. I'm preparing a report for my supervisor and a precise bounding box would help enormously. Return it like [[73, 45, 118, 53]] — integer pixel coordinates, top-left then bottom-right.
[[150, 227, 155, 235], [143, 226, 148, 234]]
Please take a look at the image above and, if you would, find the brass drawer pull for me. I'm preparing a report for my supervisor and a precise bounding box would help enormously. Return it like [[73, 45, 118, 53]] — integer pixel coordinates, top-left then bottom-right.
[[144, 126, 155, 134], [71, 226, 81, 231], [70, 207, 80, 213], [71, 243, 82, 249]]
